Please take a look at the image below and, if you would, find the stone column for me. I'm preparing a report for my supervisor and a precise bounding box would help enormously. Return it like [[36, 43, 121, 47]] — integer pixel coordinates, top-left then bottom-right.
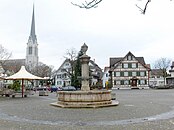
[[80, 43, 91, 91]]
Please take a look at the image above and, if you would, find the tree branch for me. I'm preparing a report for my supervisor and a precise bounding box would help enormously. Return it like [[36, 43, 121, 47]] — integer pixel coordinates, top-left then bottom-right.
[[71, 0, 103, 9], [136, 0, 151, 14]]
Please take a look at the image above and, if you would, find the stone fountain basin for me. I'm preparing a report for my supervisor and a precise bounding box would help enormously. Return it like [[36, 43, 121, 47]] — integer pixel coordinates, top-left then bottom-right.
[[58, 90, 112, 102], [51, 90, 119, 108]]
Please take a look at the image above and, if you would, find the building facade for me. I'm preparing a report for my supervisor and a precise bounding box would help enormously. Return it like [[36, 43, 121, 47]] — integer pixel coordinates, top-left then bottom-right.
[[52, 59, 71, 87], [109, 52, 150, 89], [149, 69, 164, 87], [102, 67, 110, 88], [52, 59, 103, 88], [166, 61, 174, 86]]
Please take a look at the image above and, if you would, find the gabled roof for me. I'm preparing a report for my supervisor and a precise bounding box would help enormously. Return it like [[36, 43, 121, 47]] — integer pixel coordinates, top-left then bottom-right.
[[110, 51, 149, 70], [110, 57, 122, 67], [56, 59, 70, 73], [55, 59, 103, 79], [151, 69, 163, 76]]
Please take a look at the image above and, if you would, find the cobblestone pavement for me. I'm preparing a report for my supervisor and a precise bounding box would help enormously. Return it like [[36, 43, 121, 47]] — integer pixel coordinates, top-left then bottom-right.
[[1, 89, 174, 130]]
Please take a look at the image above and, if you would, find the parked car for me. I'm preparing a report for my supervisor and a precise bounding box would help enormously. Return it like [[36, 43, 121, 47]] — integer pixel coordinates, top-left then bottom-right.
[[50, 86, 58, 92], [62, 86, 76, 91]]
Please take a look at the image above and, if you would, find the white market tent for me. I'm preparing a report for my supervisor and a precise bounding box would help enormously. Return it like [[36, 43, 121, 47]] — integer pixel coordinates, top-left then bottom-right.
[[6, 66, 45, 97]]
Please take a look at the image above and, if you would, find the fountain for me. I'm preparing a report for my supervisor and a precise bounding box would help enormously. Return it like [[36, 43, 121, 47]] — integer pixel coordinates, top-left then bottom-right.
[[51, 43, 119, 108]]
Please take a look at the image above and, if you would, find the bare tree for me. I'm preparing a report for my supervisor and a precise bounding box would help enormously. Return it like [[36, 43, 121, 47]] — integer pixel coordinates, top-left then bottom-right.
[[63, 48, 77, 77], [64, 48, 77, 62], [0, 44, 12, 75], [32, 63, 53, 78], [72, 0, 172, 14], [0, 44, 12, 67], [154, 58, 171, 85]]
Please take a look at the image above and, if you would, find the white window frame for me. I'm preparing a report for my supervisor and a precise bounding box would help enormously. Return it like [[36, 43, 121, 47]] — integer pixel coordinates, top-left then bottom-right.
[[123, 63, 128, 68], [124, 80, 129, 85], [132, 72, 136, 76], [140, 80, 145, 85], [132, 63, 136, 68], [124, 72, 128, 77], [128, 55, 132, 61], [116, 72, 120, 77], [116, 80, 121, 85], [140, 72, 145, 76]]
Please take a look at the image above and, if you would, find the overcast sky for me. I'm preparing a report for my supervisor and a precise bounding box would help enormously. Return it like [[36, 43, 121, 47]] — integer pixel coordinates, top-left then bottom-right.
[[0, 0, 174, 70]]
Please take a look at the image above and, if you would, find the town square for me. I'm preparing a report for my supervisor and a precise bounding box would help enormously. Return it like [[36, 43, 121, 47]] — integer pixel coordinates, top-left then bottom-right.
[[0, 0, 174, 130], [1, 89, 174, 130]]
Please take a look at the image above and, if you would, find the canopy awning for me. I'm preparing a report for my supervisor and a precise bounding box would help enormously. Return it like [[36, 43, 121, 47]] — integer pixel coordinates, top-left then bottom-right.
[[6, 66, 44, 80], [5, 66, 45, 98]]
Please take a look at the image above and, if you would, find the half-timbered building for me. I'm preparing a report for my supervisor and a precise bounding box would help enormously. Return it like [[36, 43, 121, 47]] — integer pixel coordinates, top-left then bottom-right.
[[109, 52, 150, 89]]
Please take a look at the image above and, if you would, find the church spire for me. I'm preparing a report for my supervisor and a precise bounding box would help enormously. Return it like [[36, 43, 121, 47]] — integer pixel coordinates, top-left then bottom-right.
[[29, 4, 37, 43]]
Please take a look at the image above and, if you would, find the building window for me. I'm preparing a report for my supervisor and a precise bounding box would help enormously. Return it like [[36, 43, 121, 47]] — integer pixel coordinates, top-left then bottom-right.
[[117, 80, 121, 85], [132, 63, 136, 68], [29, 47, 32, 54], [57, 75, 61, 79], [57, 81, 62, 85], [127, 55, 132, 61], [62, 73, 67, 78], [140, 80, 146, 85], [132, 72, 136, 76], [114, 80, 121, 85], [114, 72, 120, 77], [124, 72, 128, 77], [65, 63, 69, 66], [140, 71, 146, 77], [124, 80, 129, 85], [123, 63, 128, 68]]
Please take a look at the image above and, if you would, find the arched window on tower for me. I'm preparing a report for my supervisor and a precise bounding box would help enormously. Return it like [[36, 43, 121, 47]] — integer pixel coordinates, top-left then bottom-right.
[[29, 47, 32, 55]]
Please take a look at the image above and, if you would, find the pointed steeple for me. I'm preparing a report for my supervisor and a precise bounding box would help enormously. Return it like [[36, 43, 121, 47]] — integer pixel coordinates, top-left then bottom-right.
[[29, 4, 37, 43]]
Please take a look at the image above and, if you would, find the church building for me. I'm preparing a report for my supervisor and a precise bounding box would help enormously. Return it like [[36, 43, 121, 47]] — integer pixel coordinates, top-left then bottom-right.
[[25, 5, 39, 70], [2, 5, 39, 74]]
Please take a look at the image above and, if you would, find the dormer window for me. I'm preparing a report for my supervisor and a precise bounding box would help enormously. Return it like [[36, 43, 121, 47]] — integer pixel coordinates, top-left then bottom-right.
[[127, 55, 132, 61], [65, 63, 69, 66]]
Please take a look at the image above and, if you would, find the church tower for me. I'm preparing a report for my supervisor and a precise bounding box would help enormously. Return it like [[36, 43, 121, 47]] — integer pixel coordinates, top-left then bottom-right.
[[26, 5, 39, 70]]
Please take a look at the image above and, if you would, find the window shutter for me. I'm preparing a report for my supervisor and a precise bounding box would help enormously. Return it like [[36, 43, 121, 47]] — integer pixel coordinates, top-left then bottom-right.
[[129, 71, 132, 76], [121, 72, 124, 77], [114, 80, 116, 85], [114, 72, 116, 77], [136, 63, 138, 68], [128, 63, 131, 68], [137, 71, 140, 76], [138, 80, 140, 85]]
